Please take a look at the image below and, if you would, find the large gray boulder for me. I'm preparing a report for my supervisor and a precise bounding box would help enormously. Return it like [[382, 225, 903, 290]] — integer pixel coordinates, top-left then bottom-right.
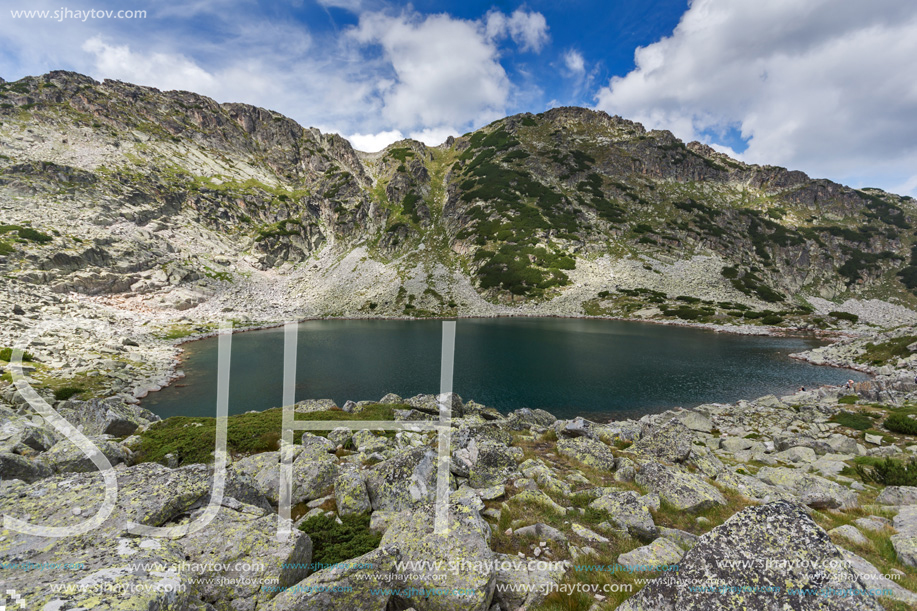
[[365, 447, 439, 511], [230, 442, 339, 505], [57, 397, 159, 437], [493, 552, 566, 610], [876, 486, 917, 505], [0, 451, 53, 482], [617, 501, 883, 611], [556, 437, 617, 471], [635, 462, 726, 512], [175, 500, 313, 611], [629, 419, 694, 463], [468, 442, 520, 488], [263, 545, 400, 611], [891, 505, 917, 568], [589, 490, 658, 540], [334, 470, 372, 516], [41, 436, 129, 473], [380, 502, 495, 611], [755, 466, 858, 510], [0, 405, 60, 453], [617, 537, 684, 567]]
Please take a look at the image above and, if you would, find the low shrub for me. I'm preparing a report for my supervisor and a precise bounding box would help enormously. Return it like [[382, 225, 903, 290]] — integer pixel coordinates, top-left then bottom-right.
[[829, 411, 872, 430], [829, 311, 859, 323], [0, 347, 34, 362], [885, 413, 917, 436], [53, 387, 84, 401], [855, 456, 917, 486], [299, 513, 382, 565], [837, 395, 859, 405]]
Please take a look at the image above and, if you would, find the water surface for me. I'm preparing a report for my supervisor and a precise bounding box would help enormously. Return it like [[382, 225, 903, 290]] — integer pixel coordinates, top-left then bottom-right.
[[142, 318, 867, 421]]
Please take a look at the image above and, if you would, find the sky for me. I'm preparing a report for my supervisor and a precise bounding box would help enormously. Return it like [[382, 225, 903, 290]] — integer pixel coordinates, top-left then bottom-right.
[[1, 0, 915, 197]]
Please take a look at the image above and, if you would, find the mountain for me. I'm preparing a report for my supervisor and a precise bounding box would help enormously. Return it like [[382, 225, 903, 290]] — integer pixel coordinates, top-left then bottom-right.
[[2, 70, 916, 334]]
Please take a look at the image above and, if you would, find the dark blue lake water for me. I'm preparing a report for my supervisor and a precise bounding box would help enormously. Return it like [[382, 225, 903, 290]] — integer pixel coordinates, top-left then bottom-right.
[[142, 317, 867, 421]]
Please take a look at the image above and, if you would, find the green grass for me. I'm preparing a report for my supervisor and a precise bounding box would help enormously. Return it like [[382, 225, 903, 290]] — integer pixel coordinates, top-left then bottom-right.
[[0, 224, 52, 243], [0, 347, 34, 362], [838, 395, 860, 405], [857, 336, 917, 366], [829, 411, 873, 431], [134, 404, 398, 466], [298, 512, 382, 565]]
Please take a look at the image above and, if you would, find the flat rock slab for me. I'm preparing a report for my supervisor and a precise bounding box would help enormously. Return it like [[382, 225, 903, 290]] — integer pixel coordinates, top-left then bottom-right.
[[617, 537, 684, 568], [616, 500, 883, 611], [629, 419, 694, 463], [876, 486, 917, 505], [589, 490, 657, 540], [556, 436, 617, 471], [635, 462, 726, 513]]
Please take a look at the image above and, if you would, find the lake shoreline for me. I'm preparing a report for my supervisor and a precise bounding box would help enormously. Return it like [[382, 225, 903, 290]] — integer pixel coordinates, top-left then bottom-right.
[[142, 314, 871, 418]]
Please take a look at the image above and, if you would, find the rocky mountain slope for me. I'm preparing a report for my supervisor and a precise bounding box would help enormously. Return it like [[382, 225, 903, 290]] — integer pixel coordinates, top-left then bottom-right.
[[2, 70, 917, 399]]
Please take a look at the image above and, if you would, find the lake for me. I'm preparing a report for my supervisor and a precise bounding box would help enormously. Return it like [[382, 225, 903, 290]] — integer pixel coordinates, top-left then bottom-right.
[[142, 317, 868, 421]]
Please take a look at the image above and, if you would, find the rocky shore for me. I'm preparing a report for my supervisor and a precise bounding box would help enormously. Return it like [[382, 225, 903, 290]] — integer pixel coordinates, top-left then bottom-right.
[[2, 380, 917, 610]]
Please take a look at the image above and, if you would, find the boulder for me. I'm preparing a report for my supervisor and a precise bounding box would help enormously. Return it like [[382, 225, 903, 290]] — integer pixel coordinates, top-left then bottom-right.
[[493, 552, 566, 611], [230, 444, 339, 506], [629, 419, 694, 463], [635, 462, 726, 513], [891, 505, 917, 567], [503, 408, 556, 430], [876, 486, 917, 505], [616, 501, 883, 611], [840, 548, 917, 606], [676, 411, 714, 433], [0, 407, 60, 453], [352, 430, 389, 453], [41, 436, 129, 473], [364, 447, 438, 512], [380, 502, 495, 611], [334, 470, 372, 516], [556, 437, 616, 471], [828, 524, 869, 546], [589, 490, 658, 540], [468, 442, 520, 488], [756, 467, 858, 510], [263, 545, 400, 611], [0, 451, 53, 482], [617, 537, 684, 567], [57, 397, 159, 437], [513, 523, 567, 542], [176, 500, 313, 610]]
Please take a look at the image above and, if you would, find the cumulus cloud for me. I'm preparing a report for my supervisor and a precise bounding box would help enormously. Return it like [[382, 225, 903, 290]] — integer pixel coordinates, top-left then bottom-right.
[[594, 0, 917, 193], [564, 49, 585, 75], [485, 9, 550, 52], [350, 11, 512, 133], [347, 130, 405, 152], [82, 36, 217, 93], [409, 126, 460, 147]]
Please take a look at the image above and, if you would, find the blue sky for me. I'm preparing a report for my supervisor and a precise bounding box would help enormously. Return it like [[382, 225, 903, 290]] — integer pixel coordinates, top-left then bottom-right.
[[1, 0, 916, 197]]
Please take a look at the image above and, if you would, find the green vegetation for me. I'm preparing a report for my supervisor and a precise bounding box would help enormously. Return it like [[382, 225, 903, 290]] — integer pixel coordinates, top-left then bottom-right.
[[386, 147, 415, 163], [298, 512, 382, 565], [134, 404, 397, 465], [828, 311, 859, 323], [0, 224, 52, 243], [884, 413, 917, 436], [53, 386, 84, 401], [856, 335, 917, 366], [855, 456, 917, 486], [0, 347, 34, 362], [402, 192, 422, 224], [828, 411, 873, 430], [837, 395, 860, 405]]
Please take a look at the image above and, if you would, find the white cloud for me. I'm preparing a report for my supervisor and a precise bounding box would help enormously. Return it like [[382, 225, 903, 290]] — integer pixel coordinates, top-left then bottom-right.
[[564, 49, 585, 75], [315, 0, 364, 12], [347, 130, 405, 152], [409, 126, 459, 147], [486, 9, 550, 53], [82, 36, 217, 93], [350, 11, 511, 133], [595, 0, 917, 193]]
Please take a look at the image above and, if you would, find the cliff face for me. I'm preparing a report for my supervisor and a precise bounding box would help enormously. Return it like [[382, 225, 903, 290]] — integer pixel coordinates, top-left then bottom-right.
[[1, 70, 915, 323]]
